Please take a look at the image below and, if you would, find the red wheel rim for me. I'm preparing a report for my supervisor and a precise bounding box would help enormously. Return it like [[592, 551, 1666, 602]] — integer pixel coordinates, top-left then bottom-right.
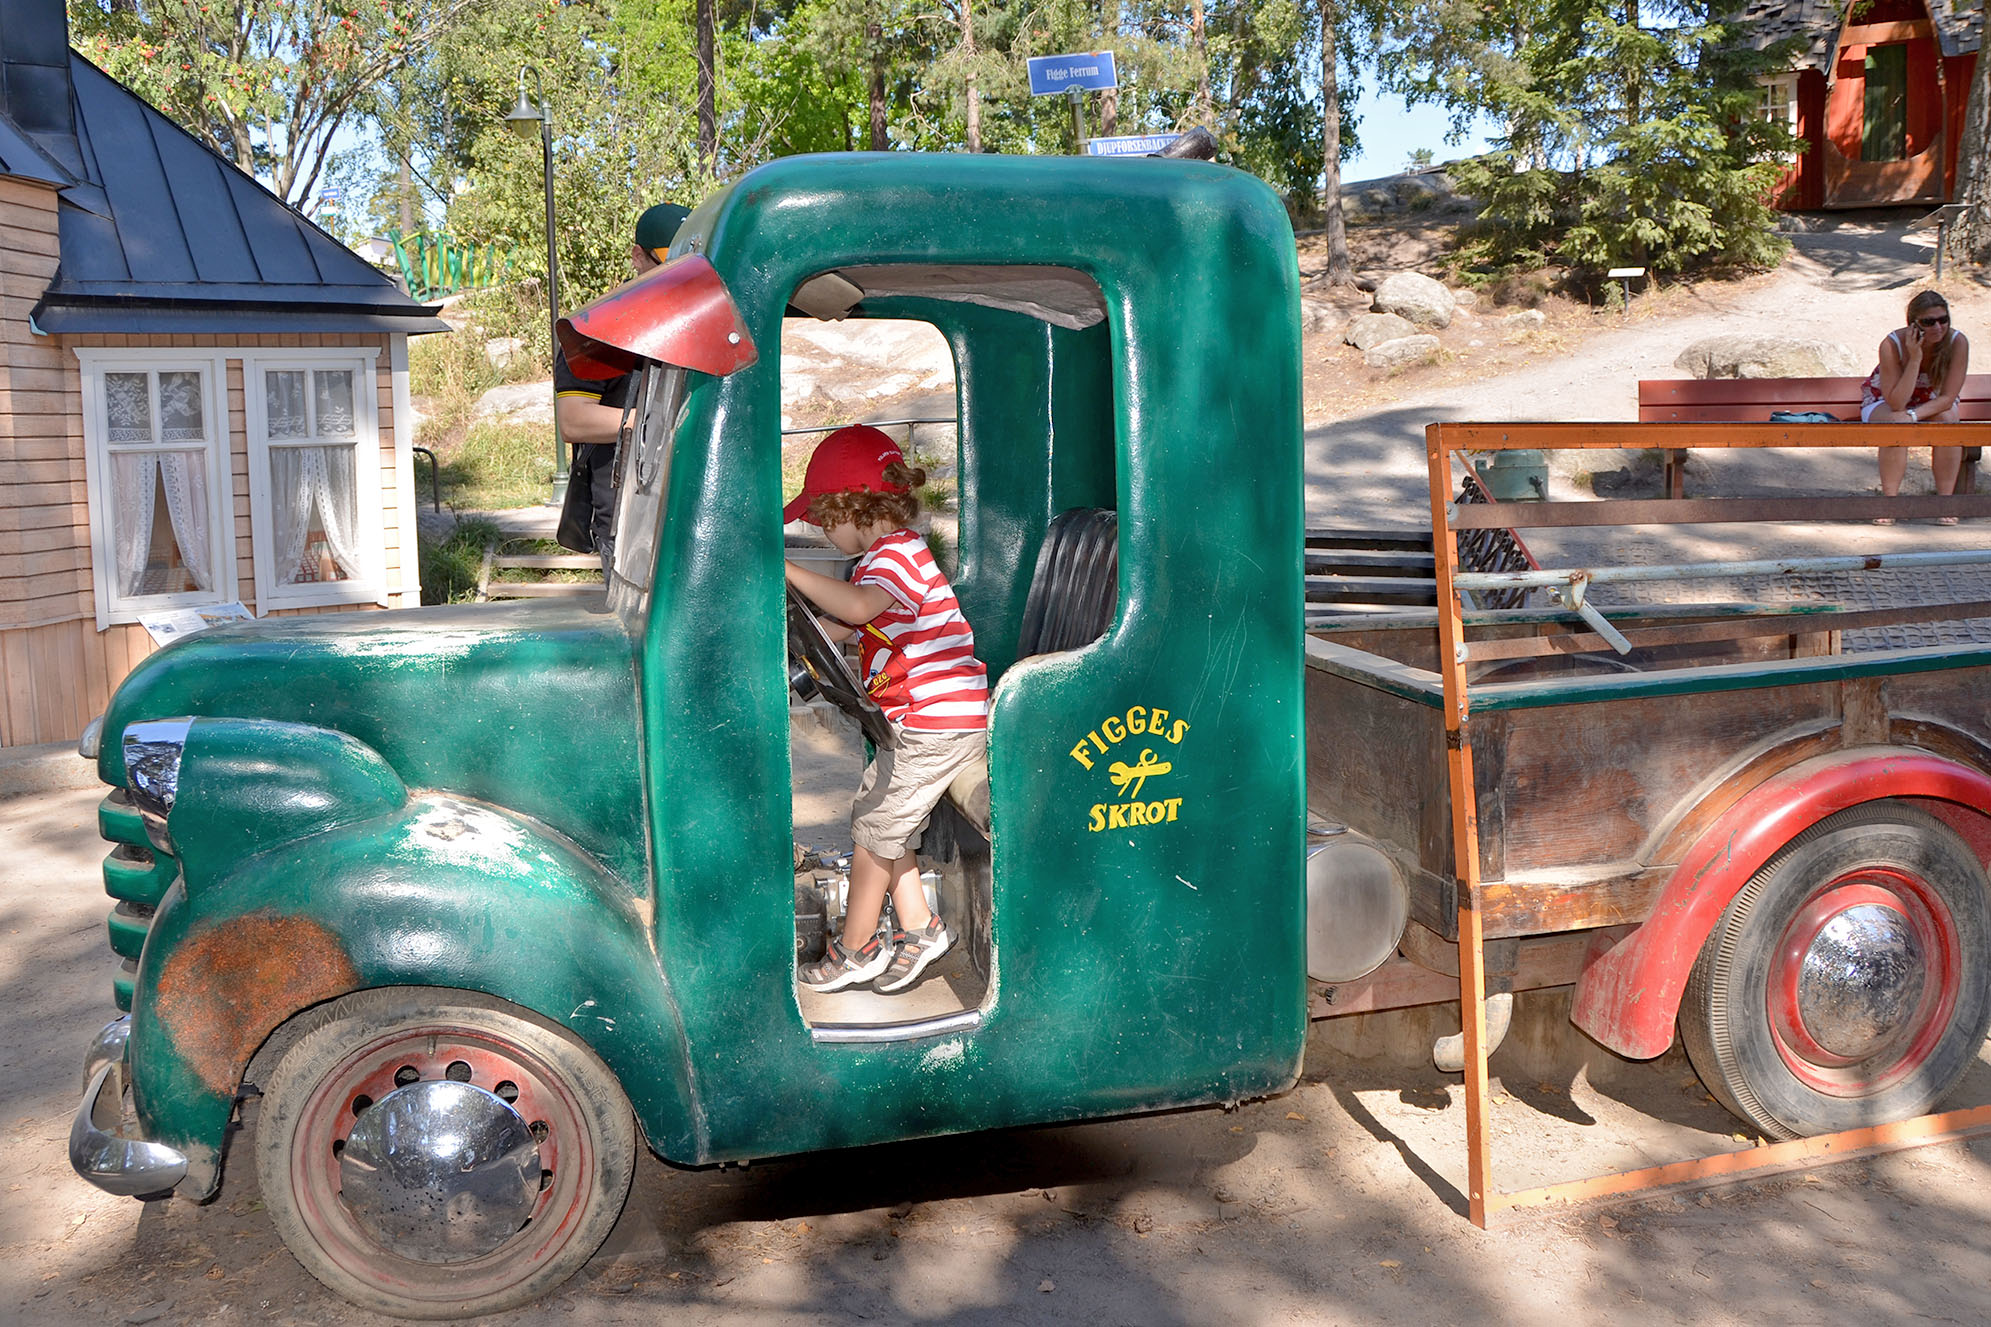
[[286, 1023, 602, 1303], [1766, 868, 1960, 1098]]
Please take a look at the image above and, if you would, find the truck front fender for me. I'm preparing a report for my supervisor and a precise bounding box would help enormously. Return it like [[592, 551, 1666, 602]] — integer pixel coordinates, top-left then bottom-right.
[[1570, 747, 1991, 1059], [129, 795, 697, 1198]]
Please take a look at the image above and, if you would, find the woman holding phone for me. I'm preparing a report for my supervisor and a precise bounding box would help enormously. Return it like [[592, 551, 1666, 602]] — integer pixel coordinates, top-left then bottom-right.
[[1862, 289, 1970, 523]]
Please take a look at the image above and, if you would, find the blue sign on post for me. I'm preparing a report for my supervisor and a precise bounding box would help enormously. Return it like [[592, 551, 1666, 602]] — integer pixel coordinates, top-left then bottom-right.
[[1085, 133, 1181, 157], [1027, 52, 1118, 96]]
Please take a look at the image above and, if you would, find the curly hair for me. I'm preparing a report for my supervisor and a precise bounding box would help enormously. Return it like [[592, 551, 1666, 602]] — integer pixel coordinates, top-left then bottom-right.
[[806, 458, 926, 531], [1908, 289, 1958, 387]]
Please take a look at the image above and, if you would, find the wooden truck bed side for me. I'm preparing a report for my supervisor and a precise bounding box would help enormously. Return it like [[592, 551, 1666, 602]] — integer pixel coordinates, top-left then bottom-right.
[[1307, 622, 1991, 945]]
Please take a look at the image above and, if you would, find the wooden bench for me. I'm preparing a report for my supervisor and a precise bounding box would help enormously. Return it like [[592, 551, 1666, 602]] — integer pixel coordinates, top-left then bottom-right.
[[1636, 374, 1991, 498]]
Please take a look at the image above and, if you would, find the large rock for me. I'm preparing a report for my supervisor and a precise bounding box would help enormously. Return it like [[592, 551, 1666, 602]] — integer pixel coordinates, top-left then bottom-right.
[[473, 381, 555, 425], [1364, 334, 1441, 371], [1372, 271, 1456, 329], [1675, 334, 1861, 380], [1344, 312, 1419, 351], [1299, 299, 1334, 335]]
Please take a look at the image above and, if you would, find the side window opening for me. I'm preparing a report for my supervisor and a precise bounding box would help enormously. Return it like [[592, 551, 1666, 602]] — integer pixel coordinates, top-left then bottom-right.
[[778, 264, 1117, 1038]]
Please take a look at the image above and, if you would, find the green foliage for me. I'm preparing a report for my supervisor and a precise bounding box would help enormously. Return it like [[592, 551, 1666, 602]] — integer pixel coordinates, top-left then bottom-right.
[[1382, 0, 1797, 279], [68, 0, 475, 207]]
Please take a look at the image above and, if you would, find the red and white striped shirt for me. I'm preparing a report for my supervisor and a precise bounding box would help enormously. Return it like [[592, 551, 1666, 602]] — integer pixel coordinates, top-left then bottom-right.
[[852, 529, 989, 731]]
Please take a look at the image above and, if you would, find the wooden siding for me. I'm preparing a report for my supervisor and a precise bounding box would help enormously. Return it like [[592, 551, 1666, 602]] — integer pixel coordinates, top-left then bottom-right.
[[2, 204, 424, 745]]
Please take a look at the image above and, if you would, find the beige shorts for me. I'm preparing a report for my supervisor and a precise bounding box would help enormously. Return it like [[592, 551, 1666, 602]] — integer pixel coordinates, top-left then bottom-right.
[[850, 727, 987, 860]]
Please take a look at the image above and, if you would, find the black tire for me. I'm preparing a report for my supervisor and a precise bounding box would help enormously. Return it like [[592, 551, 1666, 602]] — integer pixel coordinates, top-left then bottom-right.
[[1680, 802, 1991, 1139], [253, 987, 636, 1319]]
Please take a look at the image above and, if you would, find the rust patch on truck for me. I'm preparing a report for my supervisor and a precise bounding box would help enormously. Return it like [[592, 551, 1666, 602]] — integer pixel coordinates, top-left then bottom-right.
[[152, 914, 360, 1096]]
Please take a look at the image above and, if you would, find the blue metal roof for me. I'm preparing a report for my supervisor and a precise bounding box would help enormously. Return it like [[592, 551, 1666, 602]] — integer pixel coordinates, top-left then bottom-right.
[[25, 54, 444, 335], [0, 106, 71, 186]]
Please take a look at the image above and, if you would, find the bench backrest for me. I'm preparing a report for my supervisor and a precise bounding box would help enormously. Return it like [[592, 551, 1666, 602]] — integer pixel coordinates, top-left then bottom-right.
[[1637, 374, 1991, 422]]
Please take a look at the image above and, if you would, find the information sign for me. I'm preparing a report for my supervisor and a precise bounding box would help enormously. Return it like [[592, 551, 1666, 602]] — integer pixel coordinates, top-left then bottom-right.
[[1085, 133, 1181, 157], [1027, 52, 1118, 96]]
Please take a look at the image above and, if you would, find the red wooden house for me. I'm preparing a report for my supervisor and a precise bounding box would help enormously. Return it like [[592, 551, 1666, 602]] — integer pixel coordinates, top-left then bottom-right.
[[1742, 0, 1982, 209]]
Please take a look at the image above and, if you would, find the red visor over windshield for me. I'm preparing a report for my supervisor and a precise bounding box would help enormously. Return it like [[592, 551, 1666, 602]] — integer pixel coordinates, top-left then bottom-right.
[[556, 253, 758, 380]]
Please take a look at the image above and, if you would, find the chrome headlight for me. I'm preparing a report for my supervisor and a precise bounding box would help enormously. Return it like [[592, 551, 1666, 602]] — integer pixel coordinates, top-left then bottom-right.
[[79, 714, 104, 760], [124, 719, 193, 842]]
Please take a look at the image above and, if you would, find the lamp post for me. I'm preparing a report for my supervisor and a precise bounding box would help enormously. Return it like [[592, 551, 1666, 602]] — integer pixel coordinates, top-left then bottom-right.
[[504, 65, 568, 505]]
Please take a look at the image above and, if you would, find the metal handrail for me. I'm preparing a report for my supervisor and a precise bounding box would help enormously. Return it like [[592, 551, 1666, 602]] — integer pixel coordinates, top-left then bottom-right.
[[411, 446, 441, 512]]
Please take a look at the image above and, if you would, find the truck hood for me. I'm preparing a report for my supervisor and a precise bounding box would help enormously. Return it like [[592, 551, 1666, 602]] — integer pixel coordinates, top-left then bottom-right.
[[97, 601, 647, 888]]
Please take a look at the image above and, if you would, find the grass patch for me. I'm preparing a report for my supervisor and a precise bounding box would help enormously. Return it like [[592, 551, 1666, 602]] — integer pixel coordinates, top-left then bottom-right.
[[419, 516, 502, 605], [436, 418, 558, 511]]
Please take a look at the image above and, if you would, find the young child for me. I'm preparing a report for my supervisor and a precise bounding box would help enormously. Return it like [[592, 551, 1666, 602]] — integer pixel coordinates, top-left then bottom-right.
[[783, 425, 989, 994]]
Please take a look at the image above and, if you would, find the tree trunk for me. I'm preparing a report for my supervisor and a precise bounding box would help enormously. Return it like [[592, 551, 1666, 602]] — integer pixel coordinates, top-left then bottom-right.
[[1948, 44, 1991, 269], [1321, 0, 1353, 284], [868, 15, 888, 150], [1100, 0, 1120, 137], [399, 154, 416, 234], [1191, 0, 1210, 126], [962, 0, 981, 152], [697, 0, 717, 174]]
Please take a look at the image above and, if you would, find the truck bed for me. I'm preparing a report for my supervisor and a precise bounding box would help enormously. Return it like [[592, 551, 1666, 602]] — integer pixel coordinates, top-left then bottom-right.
[[1305, 604, 1991, 943]]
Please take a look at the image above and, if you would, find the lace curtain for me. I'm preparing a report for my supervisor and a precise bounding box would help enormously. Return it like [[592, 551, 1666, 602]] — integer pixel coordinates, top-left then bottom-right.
[[104, 371, 212, 599], [270, 446, 361, 584], [265, 369, 362, 586]]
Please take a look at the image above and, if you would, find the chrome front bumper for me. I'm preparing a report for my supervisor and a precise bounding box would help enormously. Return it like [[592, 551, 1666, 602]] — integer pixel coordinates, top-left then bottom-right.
[[68, 1017, 187, 1198]]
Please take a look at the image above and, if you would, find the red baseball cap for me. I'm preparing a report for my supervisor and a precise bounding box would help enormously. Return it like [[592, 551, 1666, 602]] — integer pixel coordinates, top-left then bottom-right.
[[782, 425, 908, 523]]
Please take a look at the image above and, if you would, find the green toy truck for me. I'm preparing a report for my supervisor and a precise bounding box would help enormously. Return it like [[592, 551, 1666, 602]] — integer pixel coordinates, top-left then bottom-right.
[[69, 151, 1991, 1315]]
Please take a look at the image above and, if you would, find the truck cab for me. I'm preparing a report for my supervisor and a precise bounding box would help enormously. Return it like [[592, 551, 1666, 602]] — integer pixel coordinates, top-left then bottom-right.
[[70, 152, 1309, 1317]]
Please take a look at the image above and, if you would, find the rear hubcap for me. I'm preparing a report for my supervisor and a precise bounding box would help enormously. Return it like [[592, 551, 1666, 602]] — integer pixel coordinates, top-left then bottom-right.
[[1768, 872, 1958, 1095]]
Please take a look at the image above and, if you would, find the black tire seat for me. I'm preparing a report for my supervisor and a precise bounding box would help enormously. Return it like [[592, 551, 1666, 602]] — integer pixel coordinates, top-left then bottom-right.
[[937, 508, 1119, 843]]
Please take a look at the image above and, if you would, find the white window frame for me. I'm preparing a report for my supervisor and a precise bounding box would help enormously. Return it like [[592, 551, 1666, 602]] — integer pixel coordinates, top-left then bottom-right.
[[243, 349, 388, 613], [76, 349, 238, 631]]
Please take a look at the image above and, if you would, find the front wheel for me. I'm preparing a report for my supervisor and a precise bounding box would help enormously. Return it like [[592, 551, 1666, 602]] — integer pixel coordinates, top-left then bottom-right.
[[1680, 803, 1991, 1139], [254, 988, 636, 1319]]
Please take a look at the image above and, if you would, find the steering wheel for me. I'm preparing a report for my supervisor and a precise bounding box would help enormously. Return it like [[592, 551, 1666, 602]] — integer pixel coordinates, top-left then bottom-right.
[[786, 583, 897, 750]]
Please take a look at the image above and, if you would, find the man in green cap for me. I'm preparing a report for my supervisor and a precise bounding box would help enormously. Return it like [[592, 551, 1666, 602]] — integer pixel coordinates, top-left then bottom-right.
[[554, 201, 692, 565]]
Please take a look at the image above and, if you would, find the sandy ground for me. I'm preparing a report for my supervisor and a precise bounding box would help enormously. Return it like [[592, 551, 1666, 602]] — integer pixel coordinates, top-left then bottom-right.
[[12, 219, 1991, 1325]]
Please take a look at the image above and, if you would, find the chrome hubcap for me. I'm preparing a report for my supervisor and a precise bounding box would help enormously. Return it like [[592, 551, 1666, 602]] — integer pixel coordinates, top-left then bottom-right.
[[338, 1080, 541, 1263], [1795, 903, 1926, 1060]]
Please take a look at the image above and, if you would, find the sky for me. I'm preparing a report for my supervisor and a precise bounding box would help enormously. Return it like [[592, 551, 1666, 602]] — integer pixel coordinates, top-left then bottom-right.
[[1339, 80, 1497, 184]]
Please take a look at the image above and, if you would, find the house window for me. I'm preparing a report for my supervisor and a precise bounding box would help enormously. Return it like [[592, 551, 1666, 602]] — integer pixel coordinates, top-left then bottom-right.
[[1757, 73, 1799, 162], [77, 353, 236, 629], [246, 352, 385, 610]]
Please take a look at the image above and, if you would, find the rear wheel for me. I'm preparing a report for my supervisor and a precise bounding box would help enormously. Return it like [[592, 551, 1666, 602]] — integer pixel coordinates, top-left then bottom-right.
[[254, 987, 636, 1319], [1680, 803, 1991, 1139]]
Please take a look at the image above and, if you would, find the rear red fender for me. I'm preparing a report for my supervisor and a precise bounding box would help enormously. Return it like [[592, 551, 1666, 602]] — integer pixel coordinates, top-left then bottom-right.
[[1570, 748, 1991, 1059], [556, 253, 758, 381]]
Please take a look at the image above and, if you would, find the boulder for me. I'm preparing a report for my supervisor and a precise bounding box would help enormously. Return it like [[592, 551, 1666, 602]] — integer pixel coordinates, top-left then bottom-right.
[[472, 381, 555, 426], [484, 337, 525, 369], [1364, 334, 1441, 371], [1372, 271, 1456, 329], [1675, 334, 1861, 380], [1504, 309, 1547, 328], [1299, 299, 1334, 335], [1344, 312, 1418, 351]]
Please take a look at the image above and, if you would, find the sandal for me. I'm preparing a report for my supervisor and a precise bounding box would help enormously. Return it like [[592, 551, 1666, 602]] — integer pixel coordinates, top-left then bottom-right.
[[875, 918, 953, 993]]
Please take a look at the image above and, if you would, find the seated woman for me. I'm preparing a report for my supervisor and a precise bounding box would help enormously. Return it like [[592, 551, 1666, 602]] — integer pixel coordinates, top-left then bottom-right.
[[1862, 290, 1971, 524]]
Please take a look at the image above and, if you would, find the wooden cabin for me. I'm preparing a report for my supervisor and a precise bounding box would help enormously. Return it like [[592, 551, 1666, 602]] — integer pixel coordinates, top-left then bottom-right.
[[1742, 0, 1981, 210], [0, 0, 445, 748]]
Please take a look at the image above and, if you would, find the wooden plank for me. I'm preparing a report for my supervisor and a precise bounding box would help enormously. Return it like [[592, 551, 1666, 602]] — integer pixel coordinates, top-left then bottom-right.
[[1465, 600, 1991, 662], [494, 554, 600, 570], [1647, 724, 1844, 865], [1450, 492, 1991, 527], [1479, 866, 1671, 937], [1493, 684, 1838, 872], [484, 583, 604, 599], [1637, 374, 1991, 406], [1435, 420, 1991, 450], [0, 630, 31, 747]]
